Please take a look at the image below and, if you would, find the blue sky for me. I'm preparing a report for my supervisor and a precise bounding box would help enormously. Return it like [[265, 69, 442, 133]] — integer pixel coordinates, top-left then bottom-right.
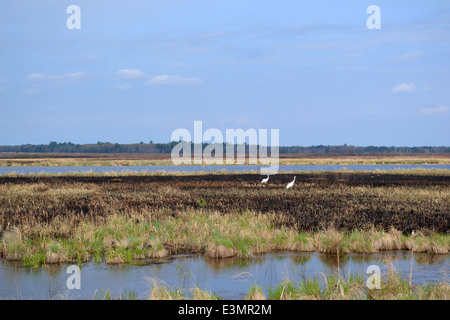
[[0, 0, 449, 146]]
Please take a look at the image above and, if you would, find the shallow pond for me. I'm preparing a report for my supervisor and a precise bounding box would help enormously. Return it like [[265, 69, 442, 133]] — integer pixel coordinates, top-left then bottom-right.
[[1, 251, 448, 299]]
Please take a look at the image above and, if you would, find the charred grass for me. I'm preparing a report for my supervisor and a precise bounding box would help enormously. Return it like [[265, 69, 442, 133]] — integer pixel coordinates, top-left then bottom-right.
[[0, 172, 448, 267]]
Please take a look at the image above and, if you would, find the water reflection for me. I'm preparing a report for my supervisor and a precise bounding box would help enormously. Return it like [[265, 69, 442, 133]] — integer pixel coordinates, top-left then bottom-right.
[[0, 251, 448, 300]]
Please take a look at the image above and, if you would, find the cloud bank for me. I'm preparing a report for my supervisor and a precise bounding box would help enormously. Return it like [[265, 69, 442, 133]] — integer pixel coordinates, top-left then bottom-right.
[[392, 83, 417, 94], [420, 105, 449, 115], [146, 75, 204, 86]]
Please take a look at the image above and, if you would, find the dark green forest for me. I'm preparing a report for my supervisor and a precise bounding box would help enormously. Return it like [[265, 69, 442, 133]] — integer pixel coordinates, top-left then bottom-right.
[[0, 141, 449, 154]]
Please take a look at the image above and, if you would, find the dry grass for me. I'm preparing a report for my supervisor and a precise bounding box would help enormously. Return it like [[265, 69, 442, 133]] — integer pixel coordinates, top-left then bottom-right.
[[0, 172, 448, 267], [1, 152, 449, 167], [145, 277, 220, 300], [1, 209, 448, 268]]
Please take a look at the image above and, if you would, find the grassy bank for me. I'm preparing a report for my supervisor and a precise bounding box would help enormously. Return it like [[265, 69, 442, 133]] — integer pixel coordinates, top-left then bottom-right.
[[0, 158, 171, 168], [1, 210, 449, 268], [147, 271, 450, 300], [279, 158, 450, 166], [1, 153, 449, 167]]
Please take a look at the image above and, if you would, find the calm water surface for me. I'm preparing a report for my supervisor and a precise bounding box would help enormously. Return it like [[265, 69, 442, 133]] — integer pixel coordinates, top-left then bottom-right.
[[0, 164, 449, 175], [1, 251, 448, 300]]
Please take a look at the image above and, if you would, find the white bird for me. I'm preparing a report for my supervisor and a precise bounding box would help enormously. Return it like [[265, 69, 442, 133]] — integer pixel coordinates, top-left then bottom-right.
[[261, 175, 270, 184], [286, 176, 296, 189]]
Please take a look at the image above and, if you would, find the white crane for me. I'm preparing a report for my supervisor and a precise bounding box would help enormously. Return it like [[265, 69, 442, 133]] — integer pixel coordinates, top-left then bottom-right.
[[286, 176, 296, 189], [261, 175, 270, 184]]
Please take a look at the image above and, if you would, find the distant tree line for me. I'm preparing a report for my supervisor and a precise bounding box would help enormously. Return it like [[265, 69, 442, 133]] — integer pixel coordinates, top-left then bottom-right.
[[0, 141, 449, 154], [278, 144, 450, 154]]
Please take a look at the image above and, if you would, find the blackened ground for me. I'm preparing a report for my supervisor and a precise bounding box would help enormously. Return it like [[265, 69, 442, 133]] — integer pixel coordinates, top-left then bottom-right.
[[0, 172, 449, 234]]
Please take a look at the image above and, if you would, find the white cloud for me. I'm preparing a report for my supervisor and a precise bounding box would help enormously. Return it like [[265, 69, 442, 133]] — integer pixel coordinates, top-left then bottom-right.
[[64, 72, 91, 81], [116, 69, 146, 79], [146, 74, 203, 86], [26, 73, 45, 81], [392, 83, 417, 94], [420, 105, 450, 115], [394, 51, 424, 62], [0, 78, 8, 84], [26, 72, 92, 83], [23, 70, 203, 88], [0, 87, 9, 93]]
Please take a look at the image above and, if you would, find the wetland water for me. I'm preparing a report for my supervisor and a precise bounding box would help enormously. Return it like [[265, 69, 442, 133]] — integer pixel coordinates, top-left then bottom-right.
[[0, 164, 449, 175], [1, 251, 448, 300], [0, 167, 448, 299]]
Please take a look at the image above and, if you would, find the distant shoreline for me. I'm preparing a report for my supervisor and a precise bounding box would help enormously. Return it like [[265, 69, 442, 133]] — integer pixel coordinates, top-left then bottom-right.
[[1, 152, 450, 167]]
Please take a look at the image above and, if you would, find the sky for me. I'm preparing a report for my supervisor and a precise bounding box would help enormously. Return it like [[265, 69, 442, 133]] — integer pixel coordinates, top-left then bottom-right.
[[0, 0, 449, 146]]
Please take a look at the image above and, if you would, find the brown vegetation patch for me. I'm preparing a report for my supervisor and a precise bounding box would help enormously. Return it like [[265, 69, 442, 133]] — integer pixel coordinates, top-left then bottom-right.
[[206, 245, 235, 258]]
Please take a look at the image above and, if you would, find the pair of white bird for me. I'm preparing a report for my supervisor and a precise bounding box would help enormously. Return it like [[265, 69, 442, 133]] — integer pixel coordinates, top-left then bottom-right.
[[261, 175, 296, 189]]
